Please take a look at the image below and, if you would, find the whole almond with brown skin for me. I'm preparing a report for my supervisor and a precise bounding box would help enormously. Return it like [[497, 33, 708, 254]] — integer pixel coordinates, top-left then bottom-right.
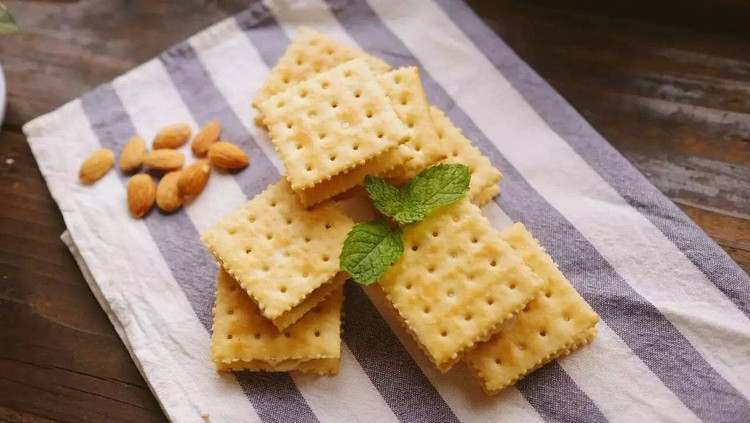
[[208, 142, 249, 169], [156, 171, 183, 212], [191, 119, 221, 156], [79, 148, 115, 184], [142, 150, 185, 171], [127, 174, 156, 218], [178, 160, 211, 197], [119, 135, 146, 172], [153, 123, 191, 149]]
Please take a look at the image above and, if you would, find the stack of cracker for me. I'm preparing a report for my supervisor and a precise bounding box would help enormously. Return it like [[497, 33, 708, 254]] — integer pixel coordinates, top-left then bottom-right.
[[252, 27, 501, 208], [378, 201, 598, 392], [202, 181, 353, 374], [201, 28, 598, 392]]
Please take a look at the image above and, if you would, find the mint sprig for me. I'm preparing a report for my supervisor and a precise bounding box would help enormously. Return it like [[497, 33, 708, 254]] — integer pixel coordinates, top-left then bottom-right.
[[341, 164, 471, 285], [340, 222, 403, 286], [364, 175, 404, 218], [399, 164, 471, 225]]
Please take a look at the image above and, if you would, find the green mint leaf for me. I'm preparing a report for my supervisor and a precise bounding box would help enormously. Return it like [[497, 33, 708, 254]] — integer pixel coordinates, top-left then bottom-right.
[[0, 4, 19, 35], [393, 163, 470, 225], [340, 221, 403, 285], [363, 175, 404, 218]]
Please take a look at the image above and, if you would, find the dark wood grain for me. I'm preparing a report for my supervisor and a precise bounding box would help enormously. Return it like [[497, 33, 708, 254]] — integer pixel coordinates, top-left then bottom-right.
[[0, 1, 748, 422], [466, 0, 750, 219], [0, 130, 167, 423]]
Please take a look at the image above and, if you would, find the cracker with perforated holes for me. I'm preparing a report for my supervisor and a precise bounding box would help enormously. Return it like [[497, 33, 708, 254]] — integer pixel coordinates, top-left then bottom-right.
[[211, 269, 342, 374], [295, 67, 440, 207], [473, 185, 501, 208], [429, 106, 502, 206], [296, 150, 403, 207], [272, 273, 346, 331], [258, 58, 411, 191], [201, 180, 354, 326], [556, 327, 598, 359], [379, 200, 544, 372], [379, 67, 445, 181], [464, 222, 599, 394], [252, 27, 391, 110]]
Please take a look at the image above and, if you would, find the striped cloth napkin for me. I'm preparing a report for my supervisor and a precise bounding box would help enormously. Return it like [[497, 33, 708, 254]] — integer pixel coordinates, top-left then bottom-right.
[[23, 1, 750, 422]]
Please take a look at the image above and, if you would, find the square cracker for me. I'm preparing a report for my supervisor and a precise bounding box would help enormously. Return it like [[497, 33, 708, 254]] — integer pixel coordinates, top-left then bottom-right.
[[211, 269, 342, 374], [295, 67, 440, 207], [272, 272, 346, 331], [379, 67, 445, 181], [259, 58, 411, 190], [379, 200, 544, 372], [201, 180, 354, 323], [296, 151, 403, 207], [429, 106, 502, 206], [252, 27, 391, 109], [464, 222, 599, 394], [473, 185, 501, 209]]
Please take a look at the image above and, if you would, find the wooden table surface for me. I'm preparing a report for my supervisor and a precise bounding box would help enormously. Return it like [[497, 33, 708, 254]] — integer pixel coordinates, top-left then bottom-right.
[[1, 1, 748, 422]]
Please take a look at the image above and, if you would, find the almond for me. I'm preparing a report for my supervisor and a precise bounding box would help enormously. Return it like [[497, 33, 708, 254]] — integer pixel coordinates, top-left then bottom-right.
[[156, 171, 183, 212], [208, 142, 249, 169], [153, 123, 191, 149], [142, 150, 185, 171], [119, 135, 146, 173], [127, 174, 156, 218], [178, 160, 211, 197], [79, 148, 115, 184], [191, 119, 221, 156]]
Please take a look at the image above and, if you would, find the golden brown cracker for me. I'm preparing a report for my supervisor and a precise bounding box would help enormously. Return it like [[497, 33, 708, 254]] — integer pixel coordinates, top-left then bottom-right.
[[211, 269, 342, 373], [258, 59, 410, 190], [201, 180, 353, 322], [379, 201, 544, 371], [293, 67, 442, 206], [464, 222, 599, 394], [272, 273, 346, 331], [430, 106, 502, 205], [295, 151, 403, 207], [378, 68, 445, 180], [253, 27, 391, 109]]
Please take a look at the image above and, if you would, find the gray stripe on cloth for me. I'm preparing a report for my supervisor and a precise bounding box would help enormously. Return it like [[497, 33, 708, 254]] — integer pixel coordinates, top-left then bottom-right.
[[434, 0, 750, 318], [516, 363, 607, 423], [236, 1, 290, 67], [157, 8, 462, 422], [343, 282, 461, 423], [325, 0, 749, 420], [80, 84, 320, 423]]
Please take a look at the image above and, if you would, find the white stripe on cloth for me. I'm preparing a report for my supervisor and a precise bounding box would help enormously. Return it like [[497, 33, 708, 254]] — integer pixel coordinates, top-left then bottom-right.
[[264, 1, 702, 421], [24, 100, 261, 423], [185, 19, 402, 423], [366, 0, 750, 396], [560, 321, 700, 423]]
